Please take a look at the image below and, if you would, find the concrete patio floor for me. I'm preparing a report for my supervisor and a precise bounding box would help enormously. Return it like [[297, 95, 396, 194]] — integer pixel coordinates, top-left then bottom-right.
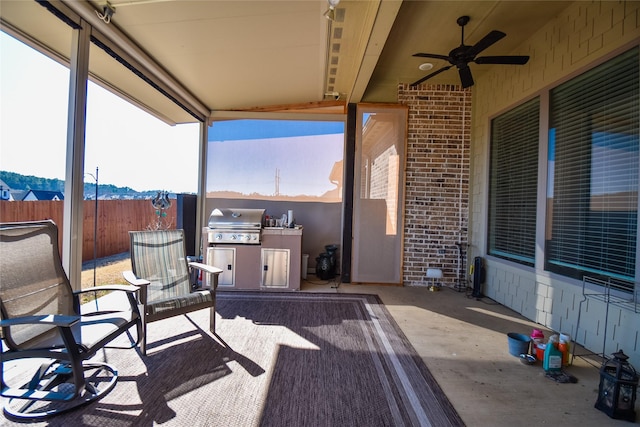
[[301, 277, 634, 426], [4, 256, 633, 426]]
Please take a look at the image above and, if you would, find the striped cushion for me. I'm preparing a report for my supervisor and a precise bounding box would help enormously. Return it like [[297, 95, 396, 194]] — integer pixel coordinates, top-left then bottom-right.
[[147, 290, 213, 316], [130, 230, 192, 304]]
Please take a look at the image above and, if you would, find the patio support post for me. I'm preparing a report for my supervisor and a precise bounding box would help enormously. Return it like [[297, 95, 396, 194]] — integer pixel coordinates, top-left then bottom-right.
[[62, 18, 90, 289], [195, 121, 208, 257]]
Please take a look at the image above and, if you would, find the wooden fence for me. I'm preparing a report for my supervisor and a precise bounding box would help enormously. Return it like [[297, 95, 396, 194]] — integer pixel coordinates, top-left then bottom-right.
[[0, 200, 177, 261]]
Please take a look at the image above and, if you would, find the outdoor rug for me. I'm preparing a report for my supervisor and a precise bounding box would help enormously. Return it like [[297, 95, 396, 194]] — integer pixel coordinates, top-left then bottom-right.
[[1, 292, 464, 427]]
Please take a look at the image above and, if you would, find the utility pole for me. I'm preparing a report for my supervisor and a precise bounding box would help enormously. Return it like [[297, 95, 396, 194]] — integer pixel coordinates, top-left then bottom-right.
[[85, 167, 99, 287]]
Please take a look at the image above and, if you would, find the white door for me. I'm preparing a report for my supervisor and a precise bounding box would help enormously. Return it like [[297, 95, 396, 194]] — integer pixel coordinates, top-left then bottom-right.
[[261, 248, 290, 288], [207, 247, 236, 287], [352, 105, 407, 284]]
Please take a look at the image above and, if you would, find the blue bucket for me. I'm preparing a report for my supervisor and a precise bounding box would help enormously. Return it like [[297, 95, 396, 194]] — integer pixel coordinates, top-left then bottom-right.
[[507, 332, 531, 357]]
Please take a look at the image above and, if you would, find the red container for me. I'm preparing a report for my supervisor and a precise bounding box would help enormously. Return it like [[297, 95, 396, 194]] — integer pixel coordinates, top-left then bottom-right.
[[558, 342, 568, 365], [535, 343, 546, 360]]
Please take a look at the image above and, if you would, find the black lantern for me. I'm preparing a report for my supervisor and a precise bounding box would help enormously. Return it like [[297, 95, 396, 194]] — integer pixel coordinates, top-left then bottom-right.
[[595, 349, 638, 421]]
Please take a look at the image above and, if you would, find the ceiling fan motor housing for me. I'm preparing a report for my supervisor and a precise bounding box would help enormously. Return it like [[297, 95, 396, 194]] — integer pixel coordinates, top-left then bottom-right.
[[456, 15, 470, 27]]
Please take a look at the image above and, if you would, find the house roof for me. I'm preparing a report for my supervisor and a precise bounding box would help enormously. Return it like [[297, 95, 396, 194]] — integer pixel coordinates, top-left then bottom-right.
[[23, 190, 64, 201], [9, 190, 27, 202], [0, 1, 572, 124]]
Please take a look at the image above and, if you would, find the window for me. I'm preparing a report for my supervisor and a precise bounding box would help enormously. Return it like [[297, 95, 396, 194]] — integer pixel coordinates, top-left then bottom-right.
[[488, 97, 540, 265], [207, 119, 344, 202], [545, 47, 639, 282]]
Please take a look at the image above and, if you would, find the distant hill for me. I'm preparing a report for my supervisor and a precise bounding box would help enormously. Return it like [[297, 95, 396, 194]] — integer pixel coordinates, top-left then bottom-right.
[[0, 170, 177, 200]]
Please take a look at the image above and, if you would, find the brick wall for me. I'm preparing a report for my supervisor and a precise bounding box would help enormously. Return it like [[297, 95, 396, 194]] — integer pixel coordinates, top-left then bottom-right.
[[398, 84, 471, 287]]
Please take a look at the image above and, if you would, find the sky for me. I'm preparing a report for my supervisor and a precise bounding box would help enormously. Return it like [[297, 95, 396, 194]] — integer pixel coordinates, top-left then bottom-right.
[[209, 120, 344, 141], [1, 32, 200, 193], [1, 32, 345, 197], [208, 119, 344, 198], [208, 132, 344, 197]]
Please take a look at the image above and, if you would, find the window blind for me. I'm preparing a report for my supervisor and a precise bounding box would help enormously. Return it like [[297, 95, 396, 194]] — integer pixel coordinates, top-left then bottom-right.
[[488, 97, 540, 265], [546, 47, 639, 284]]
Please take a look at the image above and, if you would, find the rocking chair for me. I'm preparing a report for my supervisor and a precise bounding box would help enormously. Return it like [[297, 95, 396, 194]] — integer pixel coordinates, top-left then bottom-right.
[[0, 220, 142, 420]]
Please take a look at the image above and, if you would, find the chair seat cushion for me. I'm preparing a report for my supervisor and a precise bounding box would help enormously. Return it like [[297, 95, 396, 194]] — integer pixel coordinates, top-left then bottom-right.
[[147, 290, 213, 317]]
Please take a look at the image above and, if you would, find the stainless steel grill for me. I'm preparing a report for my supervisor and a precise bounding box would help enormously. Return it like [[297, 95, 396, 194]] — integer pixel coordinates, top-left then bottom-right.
[[207, 208, 264, 244]]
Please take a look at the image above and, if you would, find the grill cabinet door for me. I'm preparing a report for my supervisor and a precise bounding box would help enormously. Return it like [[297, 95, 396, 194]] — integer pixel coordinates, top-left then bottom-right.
[[207, 247, 236, 287], [261, 248, 289, 288]]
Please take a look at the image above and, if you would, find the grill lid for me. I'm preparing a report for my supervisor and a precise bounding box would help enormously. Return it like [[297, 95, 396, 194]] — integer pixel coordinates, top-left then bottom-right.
[[208, 208, 265, 229]]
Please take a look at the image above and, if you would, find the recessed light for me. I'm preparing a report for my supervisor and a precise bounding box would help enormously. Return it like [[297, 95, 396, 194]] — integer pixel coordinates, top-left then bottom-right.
[[419, 63, 434, 71]]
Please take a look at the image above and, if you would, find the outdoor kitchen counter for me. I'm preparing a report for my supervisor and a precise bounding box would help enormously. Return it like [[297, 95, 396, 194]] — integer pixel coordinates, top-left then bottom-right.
[[261, 226, 303, 236], [261, 227, 303, 291], [203, 226, 303, 291]]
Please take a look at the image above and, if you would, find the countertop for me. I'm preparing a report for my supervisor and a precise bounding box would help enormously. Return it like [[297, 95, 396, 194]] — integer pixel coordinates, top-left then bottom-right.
[[262, 226, 303, 236]]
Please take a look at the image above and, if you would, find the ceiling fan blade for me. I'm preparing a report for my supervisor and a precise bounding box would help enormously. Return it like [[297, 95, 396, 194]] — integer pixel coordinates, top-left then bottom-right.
[[413, 52, 451, 62], [459, 66, 474, 88], [475, 55, 530, 65], [410, 65, 453, 87], [466, 30, 506, 57]]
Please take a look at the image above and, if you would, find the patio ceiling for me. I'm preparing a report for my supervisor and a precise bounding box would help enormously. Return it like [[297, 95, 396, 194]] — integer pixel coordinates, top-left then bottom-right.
[[1, 0, 573, 123]]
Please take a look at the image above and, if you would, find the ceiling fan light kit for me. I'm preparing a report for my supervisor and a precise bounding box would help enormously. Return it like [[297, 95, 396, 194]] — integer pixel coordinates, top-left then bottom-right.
[[410, 15, 529, 88]]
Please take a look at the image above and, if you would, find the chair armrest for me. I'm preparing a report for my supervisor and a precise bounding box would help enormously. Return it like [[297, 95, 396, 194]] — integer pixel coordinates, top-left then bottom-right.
[[0, 314, 79, 328], [76, 284, 139, 295], [123, 270, 151, 286], [189, 262, 223, 275]]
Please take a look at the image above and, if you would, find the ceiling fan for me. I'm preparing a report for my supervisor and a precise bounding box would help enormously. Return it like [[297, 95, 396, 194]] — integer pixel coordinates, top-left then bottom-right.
[[410, 15, 530, 88]]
